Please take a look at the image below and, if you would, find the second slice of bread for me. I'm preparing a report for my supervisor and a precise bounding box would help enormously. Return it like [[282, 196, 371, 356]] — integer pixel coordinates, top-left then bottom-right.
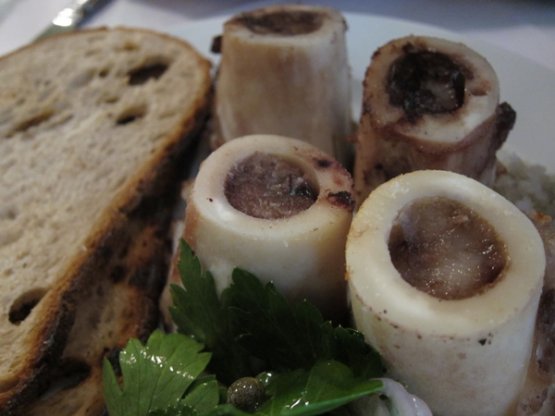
[[0, 27, 211, 413]]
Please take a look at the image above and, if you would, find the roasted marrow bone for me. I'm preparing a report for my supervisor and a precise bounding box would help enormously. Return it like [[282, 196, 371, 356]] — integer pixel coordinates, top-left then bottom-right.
[[354, 36, 516, 204], [184, 134, 354, 318], [517, 213, 555, 415], [213, 5, 352, 164], [347, 170, 545, 416]]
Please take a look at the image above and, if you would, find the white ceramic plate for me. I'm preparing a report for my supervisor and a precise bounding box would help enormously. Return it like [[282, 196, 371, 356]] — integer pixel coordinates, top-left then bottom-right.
[[169, 12, 555, 173]]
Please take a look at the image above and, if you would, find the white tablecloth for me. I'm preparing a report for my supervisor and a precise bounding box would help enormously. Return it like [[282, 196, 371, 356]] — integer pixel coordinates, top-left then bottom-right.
[[1, 0, 555, 72]]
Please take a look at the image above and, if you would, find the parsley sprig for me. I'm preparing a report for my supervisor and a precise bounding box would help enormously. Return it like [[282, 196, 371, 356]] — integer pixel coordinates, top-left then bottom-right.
[[103, 241, 385, 416], [103, 331, 218, 416]]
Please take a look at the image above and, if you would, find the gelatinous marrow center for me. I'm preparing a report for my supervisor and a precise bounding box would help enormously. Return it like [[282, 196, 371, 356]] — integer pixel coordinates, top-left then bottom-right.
[[224, 152, 318, 219], [388, 196, 507, 300], [235, 10, 324, 36], [387, 44, 466, 121]]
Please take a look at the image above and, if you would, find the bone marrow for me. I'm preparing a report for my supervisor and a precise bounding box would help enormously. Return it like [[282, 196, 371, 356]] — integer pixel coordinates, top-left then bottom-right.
[[233, 10, 323, 36], [347, 170, 545, 416], [388, 196, 507, 300], [213, 5, 352, 165], [354, 36, 516, 204], [224, 152, 317, 219], [183, 134, 354, 318], [387, 48, 466, 119]]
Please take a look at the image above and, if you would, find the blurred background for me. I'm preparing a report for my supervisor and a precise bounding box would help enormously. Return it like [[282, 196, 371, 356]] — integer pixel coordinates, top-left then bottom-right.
[[0, 0, 554, 71]]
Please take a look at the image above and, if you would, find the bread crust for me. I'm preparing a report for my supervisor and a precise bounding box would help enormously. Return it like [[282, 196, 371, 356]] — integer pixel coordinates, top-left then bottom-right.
[[0, 27, 212, 414]]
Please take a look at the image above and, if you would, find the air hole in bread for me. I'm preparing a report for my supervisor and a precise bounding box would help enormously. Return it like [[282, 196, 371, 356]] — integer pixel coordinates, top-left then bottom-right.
[[127, 61, 169, 86], [36, 358, 91, 397], [0, 206, 18, 220], [9, 288, 47, 324], [122, 41, 139, 51], [8, 109, 54, 137], [116, 105, 147, 126], [98, 68, 110, 78]]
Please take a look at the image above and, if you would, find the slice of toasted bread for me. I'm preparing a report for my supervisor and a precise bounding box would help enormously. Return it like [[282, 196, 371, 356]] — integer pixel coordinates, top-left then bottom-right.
[[0, 27, 211, 414], [23, 198, 174, 416]]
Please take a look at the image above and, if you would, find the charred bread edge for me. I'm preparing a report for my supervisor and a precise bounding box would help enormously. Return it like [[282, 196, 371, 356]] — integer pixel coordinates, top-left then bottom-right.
[[0, 27, 212, 414], [22, 213, 177, 415]]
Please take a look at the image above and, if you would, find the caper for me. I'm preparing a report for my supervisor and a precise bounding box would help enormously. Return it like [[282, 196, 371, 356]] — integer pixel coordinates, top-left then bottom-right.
[[227, 376, 266, 412]]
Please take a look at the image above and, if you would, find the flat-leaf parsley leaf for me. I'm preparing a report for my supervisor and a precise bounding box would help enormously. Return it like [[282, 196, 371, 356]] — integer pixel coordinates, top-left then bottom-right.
[[103, 330, 214, 416]]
